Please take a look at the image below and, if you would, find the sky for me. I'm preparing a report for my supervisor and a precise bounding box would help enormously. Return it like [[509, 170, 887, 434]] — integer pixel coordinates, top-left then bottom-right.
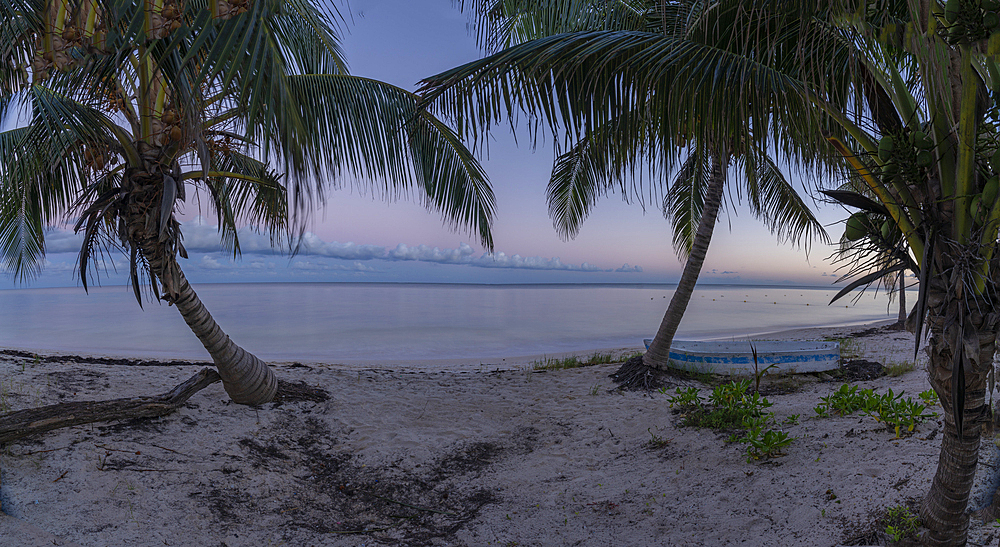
[[2, 0, 860, 290]]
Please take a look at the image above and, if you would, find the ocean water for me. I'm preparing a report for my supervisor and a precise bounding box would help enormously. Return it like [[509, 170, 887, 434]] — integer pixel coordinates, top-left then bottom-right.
[[0, 282, 900, 366]]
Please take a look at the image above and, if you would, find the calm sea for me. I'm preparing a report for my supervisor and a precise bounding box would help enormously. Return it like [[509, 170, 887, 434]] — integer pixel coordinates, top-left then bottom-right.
[[0, 282, 899, 367]]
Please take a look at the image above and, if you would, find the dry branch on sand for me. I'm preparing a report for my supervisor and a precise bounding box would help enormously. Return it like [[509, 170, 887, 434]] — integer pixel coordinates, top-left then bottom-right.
[[0, 369, 328, 445]]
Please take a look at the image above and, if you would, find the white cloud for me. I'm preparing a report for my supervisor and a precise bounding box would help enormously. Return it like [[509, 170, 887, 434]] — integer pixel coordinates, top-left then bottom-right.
[[200, 255, 225, 270], [43, 228, 84, 253], [387, 242, 475, 263], [471, 253, 604, 272], [290, 260, 377, 272], [299, 233, 387, 260], [29, 220, 640, 275]]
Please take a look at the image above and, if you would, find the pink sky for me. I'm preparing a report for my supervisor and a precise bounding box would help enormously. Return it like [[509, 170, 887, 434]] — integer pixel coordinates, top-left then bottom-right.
[[3, 0, 861, 289]]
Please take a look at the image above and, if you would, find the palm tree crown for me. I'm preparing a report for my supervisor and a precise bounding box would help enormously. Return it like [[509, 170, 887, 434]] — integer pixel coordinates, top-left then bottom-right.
[[0, 0, 495, 403]]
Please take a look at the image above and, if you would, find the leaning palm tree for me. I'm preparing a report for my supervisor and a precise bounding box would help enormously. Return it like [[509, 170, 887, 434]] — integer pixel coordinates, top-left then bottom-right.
[[433, 1, 1000, 542], [422, 0, 830, 375], [0, 0, 495, 405]]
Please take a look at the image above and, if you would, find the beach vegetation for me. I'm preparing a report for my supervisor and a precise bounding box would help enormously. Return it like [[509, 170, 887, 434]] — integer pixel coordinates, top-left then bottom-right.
[[646, 427, 671, 449], [883, 504, 921, 543], [836, 338, 865, 361], [919, 389, 940, 407], [664, 379, 791, 461], [531, 350, 640, 371], [748, 339, 778, 394], [0, 376, 15, 414], [0, 0, 495, 405], [815, 384, 937, 438], [741, 427, 793, 463], [662, 386, 701, 408], [883, 360, 916, 377]]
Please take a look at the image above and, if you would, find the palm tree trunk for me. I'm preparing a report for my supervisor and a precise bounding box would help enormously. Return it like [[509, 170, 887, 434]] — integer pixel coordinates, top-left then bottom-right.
[[898, 271, 907, 324], [127, 168, 277, 406], [920, 286, 997, 546], [643, 150, 728, 370], [170, 269, 278, 405]]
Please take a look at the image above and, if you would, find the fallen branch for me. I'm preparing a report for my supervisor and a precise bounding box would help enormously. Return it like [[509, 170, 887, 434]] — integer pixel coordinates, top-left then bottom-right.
[[0, 368, 221, 445]]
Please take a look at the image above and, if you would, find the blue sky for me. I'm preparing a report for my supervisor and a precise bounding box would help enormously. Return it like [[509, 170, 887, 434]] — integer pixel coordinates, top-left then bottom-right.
[[2, 0, 857, 290]]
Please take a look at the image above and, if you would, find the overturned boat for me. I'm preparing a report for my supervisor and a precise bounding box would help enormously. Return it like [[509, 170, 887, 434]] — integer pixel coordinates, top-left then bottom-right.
[[643, 339, 840, 375]]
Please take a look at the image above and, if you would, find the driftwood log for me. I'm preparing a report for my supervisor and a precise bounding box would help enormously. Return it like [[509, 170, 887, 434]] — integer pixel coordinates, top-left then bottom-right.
[[0, 368, 329, 444], [0, 368, 221, 444]]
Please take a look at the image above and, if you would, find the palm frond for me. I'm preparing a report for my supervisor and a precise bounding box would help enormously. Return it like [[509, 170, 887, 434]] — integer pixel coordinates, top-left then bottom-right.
[[546, 135, 610, 241], [741, 151, 830, 250], [285, 74, 494, 248], [662, 147, 712, 259], [188, 148, 290, 256]]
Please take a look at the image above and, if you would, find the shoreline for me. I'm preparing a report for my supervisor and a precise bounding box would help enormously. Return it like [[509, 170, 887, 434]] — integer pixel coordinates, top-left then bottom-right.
[[0, 319, 900, 372]]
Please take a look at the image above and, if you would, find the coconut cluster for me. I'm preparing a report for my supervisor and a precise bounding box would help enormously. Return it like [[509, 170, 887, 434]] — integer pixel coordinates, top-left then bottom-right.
[[877, 130, 935, 187], [970, 151, 1000, 227], [842, 130, 936, 244], [149, 0, 186, 40], [149, 104, 185, 149], [31, 2, 108, 83], [216, 0, 252, 19], [940, 0, 1000, 43]]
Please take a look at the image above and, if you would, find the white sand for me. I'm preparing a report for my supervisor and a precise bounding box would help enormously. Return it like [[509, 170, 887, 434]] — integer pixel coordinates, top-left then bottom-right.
[[2, 321, 1000, 546]]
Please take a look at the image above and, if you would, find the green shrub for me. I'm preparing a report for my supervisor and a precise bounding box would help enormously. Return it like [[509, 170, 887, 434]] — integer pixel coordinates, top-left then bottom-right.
[[815, 384, 937, 438], [663, 379, 791, 461], [884, 505, 920, 542]]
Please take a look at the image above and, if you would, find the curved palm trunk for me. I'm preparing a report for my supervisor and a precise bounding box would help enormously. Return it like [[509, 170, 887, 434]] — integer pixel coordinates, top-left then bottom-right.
[[643, 151, 728, 370], [128, 168, 277, 406], [170, 269, 278, 405], [920, 285, 997, 546]]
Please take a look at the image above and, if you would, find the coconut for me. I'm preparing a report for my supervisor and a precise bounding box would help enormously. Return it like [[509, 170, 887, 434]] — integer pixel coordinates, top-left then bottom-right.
[[878, 135, 895, 162], [985, 176, 999, 206], [844, 213, 870, 241], [945, 0, 962, 23]]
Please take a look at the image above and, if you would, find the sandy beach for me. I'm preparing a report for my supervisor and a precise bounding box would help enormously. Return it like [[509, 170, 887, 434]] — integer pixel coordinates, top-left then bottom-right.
[[2, 321, 1000, 546]]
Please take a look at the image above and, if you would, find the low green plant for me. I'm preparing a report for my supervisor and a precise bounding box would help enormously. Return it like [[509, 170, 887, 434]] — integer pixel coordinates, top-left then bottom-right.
[[742, 427, 794, 462], [783, 414, 800, 426], [664, 379, 791, 461], [918, 389, 939, 406], [532, 351, 641, 371], [647, 428, 671, 448], [748, 339, 778, 393], [838, 337, 864, 360], [815, 384, 937, 438], [814, 383, 870, 417], [0, 376, 23, 414], [664, 387, 702, 408], [884, 505, 920, 542]]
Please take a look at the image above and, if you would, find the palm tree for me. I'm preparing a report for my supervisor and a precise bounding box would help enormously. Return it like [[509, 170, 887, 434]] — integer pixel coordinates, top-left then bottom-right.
[[433, 1, 1000, 542], [0, 0, 495, 405], [424, 0, 829, 376], [723, 2, 1000, 543]]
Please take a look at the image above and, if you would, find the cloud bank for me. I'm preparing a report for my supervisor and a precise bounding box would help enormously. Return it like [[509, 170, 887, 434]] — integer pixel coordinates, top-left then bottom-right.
[[40, 220, 643, 274]]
